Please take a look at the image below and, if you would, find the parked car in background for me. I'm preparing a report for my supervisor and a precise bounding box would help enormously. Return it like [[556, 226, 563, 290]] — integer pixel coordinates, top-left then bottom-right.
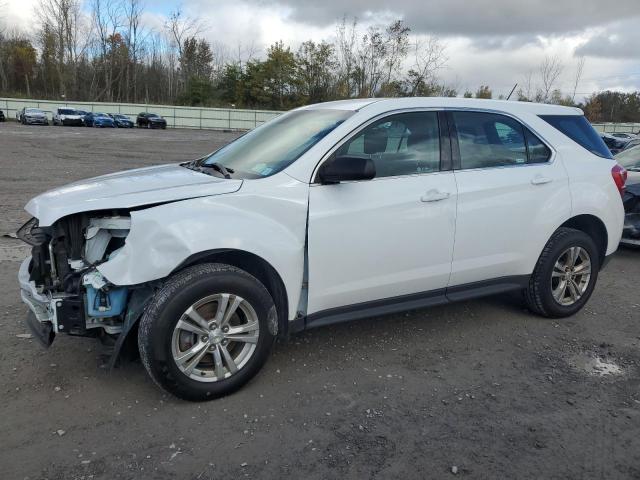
[[0, 110, 5, 122], [84, 112, 116, 128], [621, 137, 640, 152], [109, 114, 134, 128], [53, 108, 84, 126], [600, 132, 629, 155], [611, 132, 637, 140], [17, 98, 625, 401], [18, 108, 49, 125], [136, 112, 167, 129], [615, 145, 640, 246]]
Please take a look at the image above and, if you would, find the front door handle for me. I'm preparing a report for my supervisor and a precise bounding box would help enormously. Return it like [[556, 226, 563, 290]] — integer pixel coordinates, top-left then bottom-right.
[[421, 189, 450, 202], [531, 175, 552, 185]]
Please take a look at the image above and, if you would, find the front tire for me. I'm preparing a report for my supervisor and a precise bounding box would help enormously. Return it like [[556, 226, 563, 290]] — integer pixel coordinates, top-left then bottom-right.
[[524, 227, 599, 318], [138, 263, 277, 401]]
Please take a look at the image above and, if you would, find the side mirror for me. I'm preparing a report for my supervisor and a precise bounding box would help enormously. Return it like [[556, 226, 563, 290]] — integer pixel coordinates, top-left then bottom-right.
[[318, 155, 376, 184]]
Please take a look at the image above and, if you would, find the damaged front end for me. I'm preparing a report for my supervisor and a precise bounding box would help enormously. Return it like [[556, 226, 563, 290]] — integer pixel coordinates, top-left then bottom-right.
[[17, 212, 146, 356], [622, 183, 640, 246]]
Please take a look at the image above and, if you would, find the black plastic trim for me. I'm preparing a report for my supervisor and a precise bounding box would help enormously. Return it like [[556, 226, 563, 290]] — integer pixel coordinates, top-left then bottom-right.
[[446, 111, 461, 170], [303, 275, 530, 330], [438, 111, 452, 171]]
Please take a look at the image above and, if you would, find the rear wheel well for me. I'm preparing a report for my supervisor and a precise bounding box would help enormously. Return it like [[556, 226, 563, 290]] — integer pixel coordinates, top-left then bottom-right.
[[175, 250, 289, 337], [559, 215, 608, 266]]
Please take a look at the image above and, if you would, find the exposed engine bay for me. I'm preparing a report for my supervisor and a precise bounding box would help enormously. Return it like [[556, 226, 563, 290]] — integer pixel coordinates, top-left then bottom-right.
[[17, 211, 135, 347]]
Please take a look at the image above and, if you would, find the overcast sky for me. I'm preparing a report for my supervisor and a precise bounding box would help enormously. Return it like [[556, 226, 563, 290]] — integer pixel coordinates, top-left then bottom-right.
[[4, 0, 640, 100]]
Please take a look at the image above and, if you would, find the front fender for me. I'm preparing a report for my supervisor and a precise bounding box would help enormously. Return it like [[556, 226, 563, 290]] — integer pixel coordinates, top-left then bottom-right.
[[98, 177, 309, 320]]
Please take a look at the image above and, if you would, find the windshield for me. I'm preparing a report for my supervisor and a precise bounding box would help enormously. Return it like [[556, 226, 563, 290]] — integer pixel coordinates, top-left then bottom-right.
[[59, 108, 76, 115], [95, 113, 109, 118], [26, 108, 44, 113], [200, 109, 353, 178], [616, 145, 640, 170]]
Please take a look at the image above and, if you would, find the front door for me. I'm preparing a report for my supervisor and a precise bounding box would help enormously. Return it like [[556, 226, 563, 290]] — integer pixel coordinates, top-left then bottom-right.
[[307, 111, 458, 315]]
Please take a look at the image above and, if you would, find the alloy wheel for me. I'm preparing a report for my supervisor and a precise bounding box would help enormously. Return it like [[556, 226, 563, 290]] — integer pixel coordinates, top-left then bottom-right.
[[171, 293, 260, 382], [550, 246, 592, 306]]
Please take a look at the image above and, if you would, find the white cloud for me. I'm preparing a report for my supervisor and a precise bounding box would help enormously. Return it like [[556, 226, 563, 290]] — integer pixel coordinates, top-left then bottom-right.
[[2, 0, 639, 97]]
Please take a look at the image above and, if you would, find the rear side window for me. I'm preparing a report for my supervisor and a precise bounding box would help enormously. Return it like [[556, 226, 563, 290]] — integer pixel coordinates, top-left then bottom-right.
[[453, 112, 533, 169], [539, 115, 612, 159]]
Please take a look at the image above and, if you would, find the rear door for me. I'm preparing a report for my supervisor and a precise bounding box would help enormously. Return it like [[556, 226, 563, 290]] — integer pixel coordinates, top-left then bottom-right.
[[307, 110, 458, 315], [448, 110, 571, 287]]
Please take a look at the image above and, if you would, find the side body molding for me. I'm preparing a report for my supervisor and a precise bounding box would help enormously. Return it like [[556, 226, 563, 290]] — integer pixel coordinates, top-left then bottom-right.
[[98, 175, 310, 320]]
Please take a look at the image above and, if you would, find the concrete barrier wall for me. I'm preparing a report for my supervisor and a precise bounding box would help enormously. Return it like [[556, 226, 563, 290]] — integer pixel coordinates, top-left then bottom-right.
[[591, 123, 640, 134], [0, 97, 282, 130], [2, 97, 639, 134]]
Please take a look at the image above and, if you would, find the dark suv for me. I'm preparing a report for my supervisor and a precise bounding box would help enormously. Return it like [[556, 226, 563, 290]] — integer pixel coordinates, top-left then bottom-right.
[[136, 112, 167, 129]]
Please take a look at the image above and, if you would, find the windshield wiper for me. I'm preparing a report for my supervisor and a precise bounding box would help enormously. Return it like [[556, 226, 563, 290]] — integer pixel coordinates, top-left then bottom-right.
[[199, 162, 235, 179]]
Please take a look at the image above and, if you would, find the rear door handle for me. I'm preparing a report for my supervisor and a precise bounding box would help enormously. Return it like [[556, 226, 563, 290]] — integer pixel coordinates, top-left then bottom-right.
[[531, 175, 552, 185], [421, 190, 450, 202]]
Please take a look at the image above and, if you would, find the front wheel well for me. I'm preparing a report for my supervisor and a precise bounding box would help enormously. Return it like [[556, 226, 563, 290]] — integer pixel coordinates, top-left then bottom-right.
[[174, 249, 290, 338], [559, 215, 608, 267]]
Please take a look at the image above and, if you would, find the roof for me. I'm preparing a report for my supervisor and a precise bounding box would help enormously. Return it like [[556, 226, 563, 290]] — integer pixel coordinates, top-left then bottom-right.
[[304, 97, 583, 116], [298, 98, 380, 111]]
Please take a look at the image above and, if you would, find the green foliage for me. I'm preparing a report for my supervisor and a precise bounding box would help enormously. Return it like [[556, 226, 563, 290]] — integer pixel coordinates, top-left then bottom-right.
[[179, 77, 215, 106], [0, 10, 637, 121], [475, 85, 492, 99], [582, 91, 640, 122]]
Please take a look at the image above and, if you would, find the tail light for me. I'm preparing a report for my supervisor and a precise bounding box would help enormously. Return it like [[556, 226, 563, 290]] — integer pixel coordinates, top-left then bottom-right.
[[611, 164, 627, 197]]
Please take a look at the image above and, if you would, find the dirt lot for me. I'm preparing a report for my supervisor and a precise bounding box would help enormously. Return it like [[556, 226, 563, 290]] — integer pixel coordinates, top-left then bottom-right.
[[1, 122, 639, 479]]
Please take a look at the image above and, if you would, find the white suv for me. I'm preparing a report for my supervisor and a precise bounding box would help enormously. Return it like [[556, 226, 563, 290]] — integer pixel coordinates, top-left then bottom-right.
[[17, 98, 626, 400]]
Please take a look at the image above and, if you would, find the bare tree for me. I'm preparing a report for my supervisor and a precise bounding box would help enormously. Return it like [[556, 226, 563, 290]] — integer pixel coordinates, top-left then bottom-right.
[[123, 0, 144, 101], [382, 19, 410, 87], [406, 35, 447, 96], [91, 0, 124, 101], [164, 7, 203, 98], [37, 0, 86, 98], [539, 54, 563, 103], [354, 24, 387, 97], [517, 69, 534, 101], [571, 56, 586, 102], [335, 16, 358, 98]]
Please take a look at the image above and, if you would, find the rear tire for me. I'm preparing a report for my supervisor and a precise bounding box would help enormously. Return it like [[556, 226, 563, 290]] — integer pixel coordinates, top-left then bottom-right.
[[524, 227, 599, 318], [138, 263, 277, 401]]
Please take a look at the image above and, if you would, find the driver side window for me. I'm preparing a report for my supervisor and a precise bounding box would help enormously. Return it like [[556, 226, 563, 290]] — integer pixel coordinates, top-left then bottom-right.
[[335, 111, 441, 178]]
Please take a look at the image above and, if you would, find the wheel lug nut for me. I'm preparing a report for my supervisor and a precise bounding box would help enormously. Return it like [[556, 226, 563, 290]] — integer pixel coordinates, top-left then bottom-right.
[[222, 326, 229, 333], [201, 336, 209, 342], [210, 323, 217, 329]]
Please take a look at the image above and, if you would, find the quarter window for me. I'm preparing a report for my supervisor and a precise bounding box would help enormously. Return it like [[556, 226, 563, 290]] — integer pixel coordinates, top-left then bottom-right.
[[525, 129, 551, 163], [335, 111, 441, 178]]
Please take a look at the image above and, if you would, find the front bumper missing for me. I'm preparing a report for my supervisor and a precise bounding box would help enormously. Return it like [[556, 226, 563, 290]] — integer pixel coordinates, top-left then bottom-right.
[[19, 256, 64, 345]]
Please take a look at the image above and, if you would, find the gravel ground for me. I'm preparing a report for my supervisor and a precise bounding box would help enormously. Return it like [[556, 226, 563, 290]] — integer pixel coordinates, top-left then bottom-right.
[[1, 122, 639, 480]]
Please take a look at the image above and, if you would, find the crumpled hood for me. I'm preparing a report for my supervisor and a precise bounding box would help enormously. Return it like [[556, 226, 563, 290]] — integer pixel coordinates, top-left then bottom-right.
[[26, 163, 243, 226]]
